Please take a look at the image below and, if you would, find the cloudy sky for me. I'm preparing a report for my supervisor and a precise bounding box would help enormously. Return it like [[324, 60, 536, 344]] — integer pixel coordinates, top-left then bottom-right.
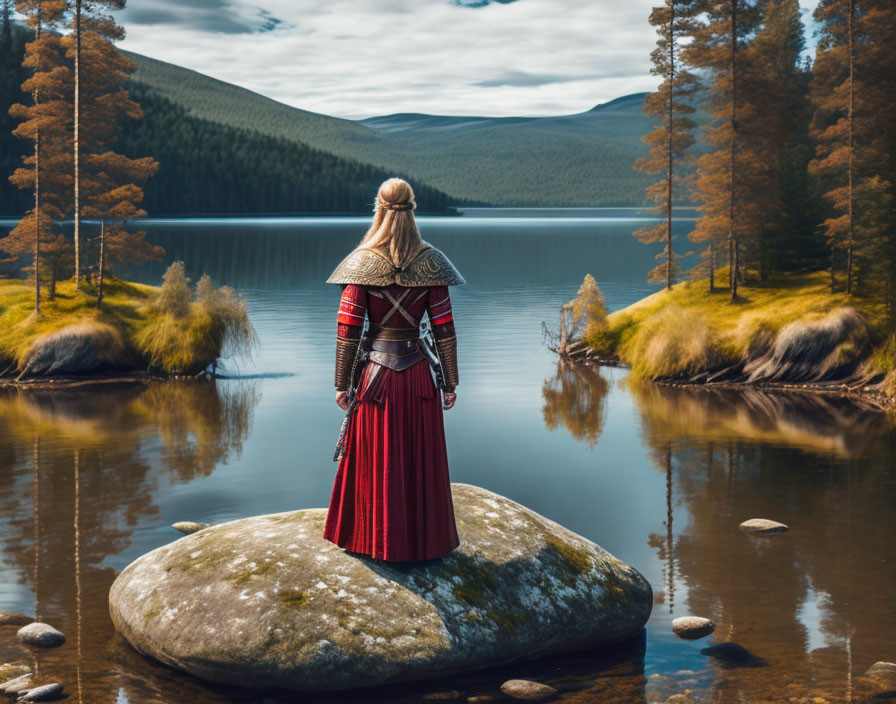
[[116, 0, 820, 120]]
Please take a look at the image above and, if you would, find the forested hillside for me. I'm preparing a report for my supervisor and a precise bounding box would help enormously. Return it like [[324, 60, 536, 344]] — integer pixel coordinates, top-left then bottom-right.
[[0, 25, 455, 216], [128, 53, 658, 207], [121, 85, 454, 215]]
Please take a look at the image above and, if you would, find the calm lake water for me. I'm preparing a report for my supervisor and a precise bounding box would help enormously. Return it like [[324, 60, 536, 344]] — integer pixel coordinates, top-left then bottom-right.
[[1, 208, 895, 704]]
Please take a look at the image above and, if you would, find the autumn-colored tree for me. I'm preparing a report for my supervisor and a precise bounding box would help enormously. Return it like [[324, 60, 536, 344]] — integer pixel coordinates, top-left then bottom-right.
[[634, 0, 698, 290], [684, 0, 766, 300], [809, 0, 878, 294], [3, 0, 72, 306], [64, 0, 160, 300]]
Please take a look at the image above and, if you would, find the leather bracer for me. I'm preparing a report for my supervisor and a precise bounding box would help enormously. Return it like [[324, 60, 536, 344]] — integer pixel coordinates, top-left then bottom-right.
[[335, 336, 360, 391], [434, 322, 458, 391]]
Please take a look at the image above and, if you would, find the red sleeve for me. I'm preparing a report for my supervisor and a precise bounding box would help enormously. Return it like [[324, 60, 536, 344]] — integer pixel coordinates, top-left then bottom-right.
[[337, 284, 367, 339], [426, 286, 454, 327]]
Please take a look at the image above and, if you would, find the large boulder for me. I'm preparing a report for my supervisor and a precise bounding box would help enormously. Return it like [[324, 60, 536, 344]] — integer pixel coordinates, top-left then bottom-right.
[[109, 483, 652, 692], [19, 321, 137, 377]]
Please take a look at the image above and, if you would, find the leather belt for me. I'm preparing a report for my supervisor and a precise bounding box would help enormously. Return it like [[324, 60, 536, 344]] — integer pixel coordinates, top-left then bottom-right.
[[367, 325, 420, 341], [364, 337, 425, 371]]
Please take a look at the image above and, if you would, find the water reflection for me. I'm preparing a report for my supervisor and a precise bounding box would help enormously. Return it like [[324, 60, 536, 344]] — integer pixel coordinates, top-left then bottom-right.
[[541, 362, 610, 449], [629, 380, 895, 458], [0, 380, 259, 704], [542, 366, 896, 703]]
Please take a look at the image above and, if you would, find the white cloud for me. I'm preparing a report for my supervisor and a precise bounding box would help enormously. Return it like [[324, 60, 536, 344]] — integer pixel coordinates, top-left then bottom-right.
[[119, 0, 819, 120]]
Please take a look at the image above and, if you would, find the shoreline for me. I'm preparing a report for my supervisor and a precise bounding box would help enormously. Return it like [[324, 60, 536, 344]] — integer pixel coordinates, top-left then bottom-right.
[[554, 272, 896, 412], [560, 349, 896, 411], [0, 369, 220, 390]]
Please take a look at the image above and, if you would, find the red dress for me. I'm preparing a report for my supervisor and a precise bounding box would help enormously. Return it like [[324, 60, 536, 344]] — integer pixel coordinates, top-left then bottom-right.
[[323, 283, 460, 561]]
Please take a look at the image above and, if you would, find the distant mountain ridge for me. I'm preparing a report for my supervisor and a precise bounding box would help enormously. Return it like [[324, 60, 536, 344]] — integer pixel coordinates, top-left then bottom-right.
[[128, 52, 657, 207]]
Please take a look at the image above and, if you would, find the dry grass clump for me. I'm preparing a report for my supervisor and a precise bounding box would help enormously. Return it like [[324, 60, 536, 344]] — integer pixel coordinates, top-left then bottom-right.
[[136, 262, 257, 374], [623, 305, 726, 379]]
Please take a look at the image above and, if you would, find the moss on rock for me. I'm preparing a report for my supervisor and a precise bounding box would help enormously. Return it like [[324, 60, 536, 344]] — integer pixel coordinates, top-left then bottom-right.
[[109, 483, 652, 693]]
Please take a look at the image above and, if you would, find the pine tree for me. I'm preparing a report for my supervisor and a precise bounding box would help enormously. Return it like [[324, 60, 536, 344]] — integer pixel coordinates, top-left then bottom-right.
[[742, 0, 819, 279], [685, 0, 766, 300], [853, 0, 896, 303], [64, 0, 160, 300], [1, 0, 13, 48], [3, 0, 71, 306], [634, 0, 698, 290], [809, 0, 872, 294]]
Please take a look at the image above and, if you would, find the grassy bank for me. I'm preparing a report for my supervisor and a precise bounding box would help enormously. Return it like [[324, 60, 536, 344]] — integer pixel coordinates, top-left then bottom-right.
[[581, 270, 896, 393], [0, 266, 254, 379]]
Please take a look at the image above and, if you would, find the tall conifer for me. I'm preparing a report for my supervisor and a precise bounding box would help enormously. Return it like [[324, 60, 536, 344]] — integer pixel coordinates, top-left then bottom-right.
[[4, 0, 71, 307], [635, 0, 698, 290], [809, 0, 872, 294], [685, 0, 765, 300]]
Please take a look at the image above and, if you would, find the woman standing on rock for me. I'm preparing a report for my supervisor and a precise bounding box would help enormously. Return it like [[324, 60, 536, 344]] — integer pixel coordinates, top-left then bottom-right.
[[324, 178, 463, 561]]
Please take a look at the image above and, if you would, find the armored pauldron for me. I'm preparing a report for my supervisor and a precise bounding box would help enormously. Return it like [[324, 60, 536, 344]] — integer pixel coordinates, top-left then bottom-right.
[[327, 242, 465, 287]]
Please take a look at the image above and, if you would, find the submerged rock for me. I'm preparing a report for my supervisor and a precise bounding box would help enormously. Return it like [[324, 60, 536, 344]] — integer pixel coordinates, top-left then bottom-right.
[[172, 521, 210, 535], [0, 611, 33, 627], [739, 518, 788, 535], [0, 663, 30, 683], [16, 623, 65, 648], [0, 673, 33, 696], [700, 642, 766, 668], [863, 662, 896, 693], [19, 683, 64, 702], [500, 679, 558, 700], [671, 616, 715, 640], [110, 483, 652, 692]]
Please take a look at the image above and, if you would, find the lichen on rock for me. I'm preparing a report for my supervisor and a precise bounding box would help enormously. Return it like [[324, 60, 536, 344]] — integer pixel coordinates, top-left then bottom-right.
[[109, 483, 652, 692]]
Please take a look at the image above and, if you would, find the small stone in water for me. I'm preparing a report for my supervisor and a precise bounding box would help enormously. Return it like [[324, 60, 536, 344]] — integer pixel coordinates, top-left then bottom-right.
[[864, 662, 896, 692], [672, 616, 716, 640], [466, 696, 498, 704], [172, 521, 210, 535], [0, 673, 32, 695], [739, 518, 788, 534], [19, 683, 64, 702], [0, 611, 33, 627], [16, 623, 65, 648], [665, 696, 695, 704], [500, 679, 558, 701]]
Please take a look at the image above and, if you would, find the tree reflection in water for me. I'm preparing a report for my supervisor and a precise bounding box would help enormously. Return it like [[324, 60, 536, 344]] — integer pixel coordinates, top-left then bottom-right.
[[630, 379, 896, 703], [0, 380, 259, 704], [541, 361, 610, 449]]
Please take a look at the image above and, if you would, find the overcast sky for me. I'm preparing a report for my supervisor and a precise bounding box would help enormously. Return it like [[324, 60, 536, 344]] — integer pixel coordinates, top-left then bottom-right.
[[116, 0, 820, 120]]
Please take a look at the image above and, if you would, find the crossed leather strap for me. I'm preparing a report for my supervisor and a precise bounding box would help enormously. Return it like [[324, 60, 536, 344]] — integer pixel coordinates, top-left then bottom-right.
[[371, 288, 427, 327]]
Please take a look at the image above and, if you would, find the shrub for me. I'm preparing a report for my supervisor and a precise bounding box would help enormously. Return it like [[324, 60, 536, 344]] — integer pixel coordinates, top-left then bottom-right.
[[157, 261, 192, 318], [136, 264, 256, 374]]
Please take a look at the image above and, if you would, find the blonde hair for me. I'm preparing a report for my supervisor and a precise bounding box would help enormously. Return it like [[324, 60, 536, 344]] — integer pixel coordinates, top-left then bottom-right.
[[359, 178, 424, 269]]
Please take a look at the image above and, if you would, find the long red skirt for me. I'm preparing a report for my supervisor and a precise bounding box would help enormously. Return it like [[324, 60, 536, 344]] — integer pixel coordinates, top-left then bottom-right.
[[323, 359, 460, 561]]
